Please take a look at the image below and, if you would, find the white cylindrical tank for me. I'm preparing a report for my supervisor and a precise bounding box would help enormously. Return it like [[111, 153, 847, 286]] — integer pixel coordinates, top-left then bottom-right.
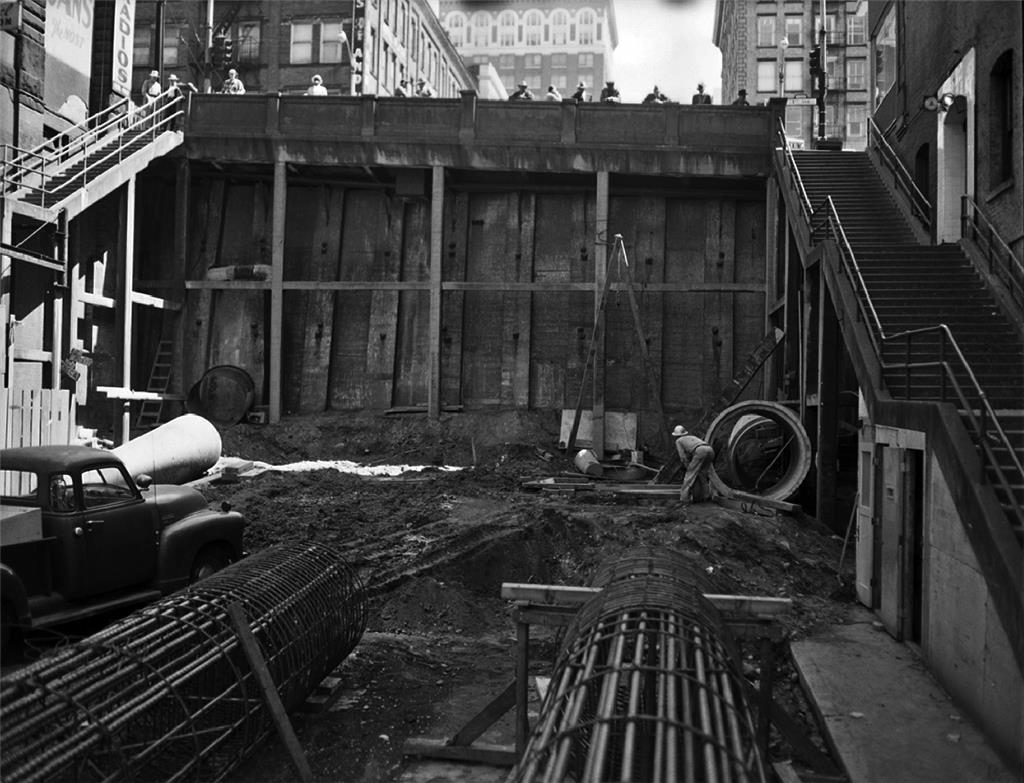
[[112, 414, 222, 484]]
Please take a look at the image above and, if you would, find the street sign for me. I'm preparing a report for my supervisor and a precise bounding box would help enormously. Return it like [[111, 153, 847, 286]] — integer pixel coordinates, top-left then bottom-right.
[[0, 1, 22, 33], [788, 97, 818, 106]]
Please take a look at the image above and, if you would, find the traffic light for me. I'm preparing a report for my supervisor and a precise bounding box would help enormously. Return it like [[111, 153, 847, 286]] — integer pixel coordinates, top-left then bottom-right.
[[808, 46, 822, 76], [211, 33, 226, 68], [222, 37, 234, 67]]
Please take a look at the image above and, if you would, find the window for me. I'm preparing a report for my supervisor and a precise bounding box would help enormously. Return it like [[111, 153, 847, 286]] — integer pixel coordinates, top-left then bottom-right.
[[321, 22, 344, 63], [471, 12, 491, 46], [757, 16, 776, 47], [133, 26, 151, 64], [525, 54, 541, 69], [163, 24, 180, 67], [552, 11, 568, 45], [237, 21, 261, 63], [578, 53, 593, 68], [784, 60, 802, 92], [447, 14, 465, 47], [578, 9, 595, 45], [757, 60, 776, 93], [49, 473, 75, 512], [873, 6, 896, 107], [990, 50, 1015, 185], [813, 14, 837, 44], [784, 106, 803, 140], [81, 467, 136, 509], [847, 14, 867, 45], [498, 54, 514, 69], [825, 103, 843, 138], [526, 74, 542, 91], [847, 105, 866, 139], [846, 59, 867, 90], [291, 22, 313, 64], [825, 55, 839, 88], [524, 10, 543, 45], [784, 16, 802, 47], [552, 74, 567, 90], [551, 53, 567, 69], [498, 11, 516, 46]]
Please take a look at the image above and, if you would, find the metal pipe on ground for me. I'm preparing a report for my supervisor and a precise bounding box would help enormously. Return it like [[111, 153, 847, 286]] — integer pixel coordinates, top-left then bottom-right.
[[0, 540, 367, 783], [509, 548, 767, 783]]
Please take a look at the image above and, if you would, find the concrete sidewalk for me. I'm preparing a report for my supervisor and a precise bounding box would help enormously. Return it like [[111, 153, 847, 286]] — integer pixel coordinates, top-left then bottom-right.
[[790, 608, 1016, 783]]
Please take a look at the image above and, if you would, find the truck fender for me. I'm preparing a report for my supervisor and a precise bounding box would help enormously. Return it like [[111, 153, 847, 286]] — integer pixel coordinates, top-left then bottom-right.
[[158, 510, 246, 592], [1, 564, 31, 625]]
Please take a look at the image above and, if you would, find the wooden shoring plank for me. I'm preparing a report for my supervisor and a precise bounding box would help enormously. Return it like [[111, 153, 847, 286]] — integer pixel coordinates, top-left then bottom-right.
[[448, 680, 517, 747], [226, 603, 314, 783], [402, 738, 517, 766], [428, 165, 445, 419], [365, 198, 402, 409], [439, 188, 466, 409], [393, 200, 431, 407], [591, 170, 610, 459], [503, 584, 791, 617], [509, 191, 534, 407], [269, 156, 286, 423], [184, 179, 225, 389]]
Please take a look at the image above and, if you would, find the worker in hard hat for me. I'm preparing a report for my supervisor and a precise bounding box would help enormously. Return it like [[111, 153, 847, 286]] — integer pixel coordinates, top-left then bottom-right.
[[672, 424, 715, 503]]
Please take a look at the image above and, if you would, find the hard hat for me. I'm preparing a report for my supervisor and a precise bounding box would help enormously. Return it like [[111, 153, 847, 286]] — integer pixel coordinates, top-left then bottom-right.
[[149, 70, 159, 77], [312, 74, 322, 82], [672, 425, 686, 437], [738, 88, 747, 95]]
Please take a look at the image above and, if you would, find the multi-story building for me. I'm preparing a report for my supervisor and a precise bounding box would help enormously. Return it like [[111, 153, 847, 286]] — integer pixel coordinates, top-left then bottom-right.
[[128, 0, 474, 101], [714, 0, 871, 149], [438, 1, 617, 99]]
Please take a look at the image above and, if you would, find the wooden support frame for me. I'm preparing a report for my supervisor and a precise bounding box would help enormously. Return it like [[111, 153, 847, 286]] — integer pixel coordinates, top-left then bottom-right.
[[269, 154, 286, 424]]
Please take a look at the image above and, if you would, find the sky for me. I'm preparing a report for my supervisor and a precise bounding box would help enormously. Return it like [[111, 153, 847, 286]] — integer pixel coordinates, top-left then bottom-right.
[[611, 0, 723, 104]]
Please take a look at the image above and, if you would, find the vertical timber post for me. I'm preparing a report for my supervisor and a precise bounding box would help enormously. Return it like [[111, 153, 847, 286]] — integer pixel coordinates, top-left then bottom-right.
[[817, 280, 839, 531], [269, 153, 286, 424], [592, 170, 609, 460], [120, 178, 137, 443], [52, 210, 67, 394], [427, 165, 445, 421]]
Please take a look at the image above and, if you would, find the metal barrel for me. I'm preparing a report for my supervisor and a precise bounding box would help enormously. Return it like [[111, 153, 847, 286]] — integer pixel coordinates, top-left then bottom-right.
[[511, 548, 767, 783], [0, 540, 367, 783]]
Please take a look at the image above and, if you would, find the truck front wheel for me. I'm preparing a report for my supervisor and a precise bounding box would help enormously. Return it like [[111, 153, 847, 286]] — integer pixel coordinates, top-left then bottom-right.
[[189, 544, 233, 584]]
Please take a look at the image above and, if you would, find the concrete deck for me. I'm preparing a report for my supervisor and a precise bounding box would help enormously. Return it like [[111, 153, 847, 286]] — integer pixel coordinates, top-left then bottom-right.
[[791, 608, 1017, 783]]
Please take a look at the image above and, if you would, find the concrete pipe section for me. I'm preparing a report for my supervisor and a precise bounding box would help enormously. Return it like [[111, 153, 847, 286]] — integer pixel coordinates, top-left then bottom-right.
[[704, 401, 811, 501]]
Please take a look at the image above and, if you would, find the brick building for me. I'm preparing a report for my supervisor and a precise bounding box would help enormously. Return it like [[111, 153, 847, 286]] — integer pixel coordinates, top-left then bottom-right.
[[714, 0, 871, 149], [438, 1, 617, 100]]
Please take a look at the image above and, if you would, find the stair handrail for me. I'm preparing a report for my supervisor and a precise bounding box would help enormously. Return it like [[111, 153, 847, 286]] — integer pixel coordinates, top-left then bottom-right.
[[2, 90, 183, 208], [814, 196, 1024, 524], [1, 95, 138, 195], [776, 118, 814, 223], [867, 116, 931, 232], [961, 195, 1024, 311]]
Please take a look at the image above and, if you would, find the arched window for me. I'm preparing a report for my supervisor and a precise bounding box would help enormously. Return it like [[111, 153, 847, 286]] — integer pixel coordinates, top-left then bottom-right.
[[524, 10, 543, 46], [577, 9, 596, 45], [470, 11, 491, 47], [446, 13, 466, 47], [551, 10, 568, 45], [498, 10, 517, 47]]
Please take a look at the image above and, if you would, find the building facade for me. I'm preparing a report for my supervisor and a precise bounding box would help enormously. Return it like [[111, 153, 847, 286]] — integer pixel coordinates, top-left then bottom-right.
[[714, 0, 871, 149], [438, 1, 617, 99], [129, 0, 474, 101]]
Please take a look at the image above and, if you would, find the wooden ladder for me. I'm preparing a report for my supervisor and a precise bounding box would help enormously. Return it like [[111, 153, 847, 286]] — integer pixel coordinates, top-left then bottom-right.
[[136, 340, 173, 428]]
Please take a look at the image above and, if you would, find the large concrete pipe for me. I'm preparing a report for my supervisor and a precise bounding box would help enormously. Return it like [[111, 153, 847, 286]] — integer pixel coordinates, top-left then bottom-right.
[[111, 413, 222, 483], [510, 548, 767, 783], [704, 400, 811, 501], [0, 540, 367, 783]]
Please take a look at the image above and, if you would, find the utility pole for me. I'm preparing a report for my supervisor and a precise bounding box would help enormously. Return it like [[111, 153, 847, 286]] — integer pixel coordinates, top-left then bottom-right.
[[817, 0, 827, 143]]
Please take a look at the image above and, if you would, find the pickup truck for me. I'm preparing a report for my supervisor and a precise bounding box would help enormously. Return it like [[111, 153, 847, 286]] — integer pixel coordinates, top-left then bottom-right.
[[1, 445, 246, 653]]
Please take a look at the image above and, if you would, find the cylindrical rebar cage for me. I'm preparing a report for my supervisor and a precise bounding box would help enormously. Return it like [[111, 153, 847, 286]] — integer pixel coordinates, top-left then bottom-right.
[[1, 540, 367, 783], [511, 548, 767, 783]]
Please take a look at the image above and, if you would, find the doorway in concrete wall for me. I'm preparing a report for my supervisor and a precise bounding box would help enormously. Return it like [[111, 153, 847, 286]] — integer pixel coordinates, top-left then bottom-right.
[[937, 99, 969, 243], [878, 447, 924, 642]]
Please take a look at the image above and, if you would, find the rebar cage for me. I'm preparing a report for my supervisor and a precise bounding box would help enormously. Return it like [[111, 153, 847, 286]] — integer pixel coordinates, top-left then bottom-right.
[[1, 540, 367, 783], [511, 548, 767, 783]]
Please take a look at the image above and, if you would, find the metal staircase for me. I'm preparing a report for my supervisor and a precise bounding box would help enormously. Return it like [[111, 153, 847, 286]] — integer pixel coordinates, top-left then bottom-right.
[[1, 89, 186, 217], [776, 125, 1024, 545]]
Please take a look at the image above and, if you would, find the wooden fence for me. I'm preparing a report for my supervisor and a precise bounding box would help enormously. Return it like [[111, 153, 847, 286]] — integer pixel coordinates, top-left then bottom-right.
[[1, 387, 77, 451]]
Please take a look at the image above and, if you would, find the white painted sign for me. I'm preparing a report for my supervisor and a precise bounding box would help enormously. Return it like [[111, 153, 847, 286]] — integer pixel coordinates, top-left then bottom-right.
[[44, 0, 96, 124], [789, 97, 818, 106], [110, 0, 135, 98]]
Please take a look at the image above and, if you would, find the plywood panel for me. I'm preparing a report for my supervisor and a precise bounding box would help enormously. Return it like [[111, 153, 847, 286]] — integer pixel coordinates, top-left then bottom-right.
[[394, 200, 431, 407], [529, 193, 594, 409]]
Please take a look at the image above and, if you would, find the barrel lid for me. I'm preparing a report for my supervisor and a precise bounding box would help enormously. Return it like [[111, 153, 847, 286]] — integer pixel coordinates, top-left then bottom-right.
[[187, 365, 255, 425]]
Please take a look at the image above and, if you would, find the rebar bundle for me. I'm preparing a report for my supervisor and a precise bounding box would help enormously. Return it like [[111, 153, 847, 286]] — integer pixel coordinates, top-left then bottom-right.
[[1, 540, 367, 783], [511, 548, 767, 783]]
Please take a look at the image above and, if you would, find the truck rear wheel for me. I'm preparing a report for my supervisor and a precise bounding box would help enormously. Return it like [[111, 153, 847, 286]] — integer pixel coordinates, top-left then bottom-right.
[[189, 544, 232, 584]]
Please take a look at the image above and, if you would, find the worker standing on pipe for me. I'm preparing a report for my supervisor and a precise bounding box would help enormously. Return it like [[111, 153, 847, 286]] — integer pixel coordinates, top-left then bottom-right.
[[673, 424, 716, 503]]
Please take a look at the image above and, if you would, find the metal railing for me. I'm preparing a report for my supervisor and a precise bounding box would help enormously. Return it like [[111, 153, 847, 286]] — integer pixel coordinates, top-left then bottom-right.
[[1, 89, 184, 209], [777, 128, 1023, 533], [867, 116, 931, 233], [962, 195, 1024, 312], [776, 117, 814, 225]]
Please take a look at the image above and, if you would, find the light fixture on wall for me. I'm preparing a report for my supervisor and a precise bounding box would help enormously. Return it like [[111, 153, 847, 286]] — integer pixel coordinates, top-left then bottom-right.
[[923, 92, 964, 112]]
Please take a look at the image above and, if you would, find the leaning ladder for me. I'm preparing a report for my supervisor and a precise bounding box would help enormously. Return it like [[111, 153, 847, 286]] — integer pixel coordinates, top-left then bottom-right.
[[135, 340, 173, 428]]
